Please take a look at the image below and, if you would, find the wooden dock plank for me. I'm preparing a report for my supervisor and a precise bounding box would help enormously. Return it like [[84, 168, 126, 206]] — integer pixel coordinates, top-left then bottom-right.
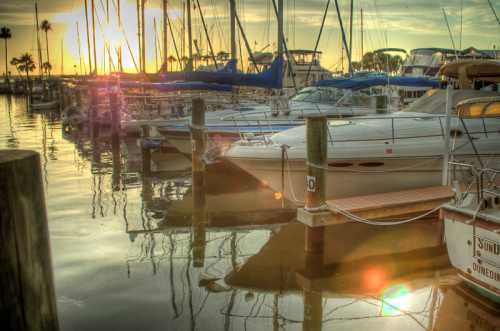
[[297, 186, 454, 228]]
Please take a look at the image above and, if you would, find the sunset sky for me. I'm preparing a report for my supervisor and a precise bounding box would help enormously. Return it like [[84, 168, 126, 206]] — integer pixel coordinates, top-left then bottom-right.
[[1, 0, 499, 75]]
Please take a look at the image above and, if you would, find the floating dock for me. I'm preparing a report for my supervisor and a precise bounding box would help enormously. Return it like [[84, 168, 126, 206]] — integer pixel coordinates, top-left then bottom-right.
[[298, 185, 454, 227]]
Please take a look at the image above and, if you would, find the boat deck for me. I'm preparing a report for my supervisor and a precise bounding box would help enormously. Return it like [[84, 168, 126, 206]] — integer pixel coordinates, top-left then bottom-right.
[[297, 186, 454, 227]]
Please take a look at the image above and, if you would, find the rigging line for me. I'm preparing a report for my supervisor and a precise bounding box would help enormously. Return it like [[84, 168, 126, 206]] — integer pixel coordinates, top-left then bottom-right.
[[305, 0, 331, 83], [166, 13, 183, 70], [195, 0, 218, 69], [486, 0, 500, 26], [441, 8, 459, 61], [333, 0, 353, 75], [234, 11, 259, 73]]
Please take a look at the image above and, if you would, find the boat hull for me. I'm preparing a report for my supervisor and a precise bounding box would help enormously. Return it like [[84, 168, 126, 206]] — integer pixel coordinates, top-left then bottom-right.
[[226, 155, 500, 204], [442, 206, 500, 303]]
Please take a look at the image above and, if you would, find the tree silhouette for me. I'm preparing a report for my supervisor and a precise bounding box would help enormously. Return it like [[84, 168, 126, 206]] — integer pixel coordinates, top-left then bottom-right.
[[11, 53, 36, 94], [40, 20, 52, 76], [0, 26, 12, 82]]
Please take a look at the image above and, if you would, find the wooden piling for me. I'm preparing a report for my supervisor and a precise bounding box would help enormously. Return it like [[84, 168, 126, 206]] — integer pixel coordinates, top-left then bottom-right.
[[109, 87, 121, 140], [141, 125, 151, 177], [304, 115, 328, 254], [0, 150, 59, 331], [191, 98, 207, 268], [90, 86, 99, 138]]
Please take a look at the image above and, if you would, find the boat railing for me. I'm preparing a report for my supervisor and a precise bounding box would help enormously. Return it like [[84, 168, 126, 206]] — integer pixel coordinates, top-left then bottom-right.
[[448, 161, 500, 204]]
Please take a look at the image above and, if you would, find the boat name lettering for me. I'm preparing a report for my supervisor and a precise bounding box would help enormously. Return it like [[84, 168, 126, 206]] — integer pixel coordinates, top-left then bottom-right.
[[472, 262, 500, 282], [477, 237, 500, 256]]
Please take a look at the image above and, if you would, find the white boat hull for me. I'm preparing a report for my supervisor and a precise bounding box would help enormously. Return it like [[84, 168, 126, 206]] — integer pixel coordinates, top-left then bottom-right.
[[227, 155, 500, 204], [443, 206, 500, 303]]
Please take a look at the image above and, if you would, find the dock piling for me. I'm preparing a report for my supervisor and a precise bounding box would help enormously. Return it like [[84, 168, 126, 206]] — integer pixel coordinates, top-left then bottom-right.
[[0, 150, 59, 331], [141, 125, 152, 177], [191, 98, 207, 268], [109, 87, 121, 140], [304, 115, 328, 254], [90, 86, 99, 138]]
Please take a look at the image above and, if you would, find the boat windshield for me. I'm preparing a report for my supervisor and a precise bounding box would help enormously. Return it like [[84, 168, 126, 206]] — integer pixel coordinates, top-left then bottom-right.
[[292, 87, 372, 107]]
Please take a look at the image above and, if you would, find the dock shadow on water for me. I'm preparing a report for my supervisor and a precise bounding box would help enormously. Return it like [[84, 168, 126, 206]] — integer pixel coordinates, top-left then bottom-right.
[[1, 95, 498, 331]]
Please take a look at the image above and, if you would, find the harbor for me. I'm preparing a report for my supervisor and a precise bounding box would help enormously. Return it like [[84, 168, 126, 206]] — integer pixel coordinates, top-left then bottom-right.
[[1, 0, 500, 330]]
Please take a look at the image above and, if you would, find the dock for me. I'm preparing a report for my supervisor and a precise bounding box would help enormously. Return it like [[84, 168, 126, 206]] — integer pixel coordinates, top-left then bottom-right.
[[297, 185, 454, 227]]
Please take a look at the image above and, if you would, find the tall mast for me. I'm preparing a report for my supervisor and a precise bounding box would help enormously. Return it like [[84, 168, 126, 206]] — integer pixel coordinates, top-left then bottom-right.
[[187, 0, 193, 69], [34, 1, 43, 76], [60, 39, 64, 75], [106, 0, 111, 74], [91, 0, 97, 74], [136, 0, 142, 73], [349, 0, 353, 76], [141, 0, 146, 73], [360, 7, 364, 70], [277, 0, 284, 58], [76, 22, 84, 74], [117, 0, 123, 72], [162, 0, 168, 69], [84, 0, 93, 74], [154, 18, 159, 71], [229, 0, 236, 61]]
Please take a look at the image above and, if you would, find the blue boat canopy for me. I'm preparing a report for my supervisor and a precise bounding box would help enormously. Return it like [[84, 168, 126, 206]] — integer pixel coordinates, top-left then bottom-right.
[[158, 57, 283, 89], [315, 76, 440, 90]]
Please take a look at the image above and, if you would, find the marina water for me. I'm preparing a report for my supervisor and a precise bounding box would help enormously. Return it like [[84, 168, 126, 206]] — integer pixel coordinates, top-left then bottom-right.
[[1, 95, 498, 331]]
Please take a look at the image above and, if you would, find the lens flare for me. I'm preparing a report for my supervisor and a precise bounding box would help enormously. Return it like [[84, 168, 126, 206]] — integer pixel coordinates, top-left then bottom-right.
[[380, 284, 412, 316]]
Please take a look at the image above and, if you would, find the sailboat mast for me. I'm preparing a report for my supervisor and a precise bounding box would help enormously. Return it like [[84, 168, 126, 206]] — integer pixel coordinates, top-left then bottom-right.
[[187, 0, 193, 68], [91, 0, 97, 74], [136, 0, 142, 73], [360, 7, 363, 70], [84, 0, 93, 74], [117, 0, 123, 72], [229, 0, 236, 60], [154, 18, 159, 72], [349, 0, 353, 76], [34, 1, 43, 77], [162, 0, 168, 69], [277, 0, 283, 58], [76, 22, 84, 74], [60, 39, 64, 75], [141, 0, 146, 73]]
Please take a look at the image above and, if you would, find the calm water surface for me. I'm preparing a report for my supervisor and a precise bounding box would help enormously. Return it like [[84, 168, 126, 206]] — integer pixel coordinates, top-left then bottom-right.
[[1, 95, 498, 331]]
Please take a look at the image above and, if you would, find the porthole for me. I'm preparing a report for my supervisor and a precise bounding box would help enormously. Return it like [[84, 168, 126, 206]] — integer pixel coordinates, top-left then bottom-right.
[[328, 162, 353, 167], [359, 162, 384, 167]]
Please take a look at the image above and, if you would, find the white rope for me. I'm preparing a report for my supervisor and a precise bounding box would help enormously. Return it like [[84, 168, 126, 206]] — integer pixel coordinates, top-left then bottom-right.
[[328, 203, 443, 226]]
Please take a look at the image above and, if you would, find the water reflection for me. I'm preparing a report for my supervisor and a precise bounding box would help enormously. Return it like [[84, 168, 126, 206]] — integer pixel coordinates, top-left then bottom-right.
[[0, 95, 498, 331]]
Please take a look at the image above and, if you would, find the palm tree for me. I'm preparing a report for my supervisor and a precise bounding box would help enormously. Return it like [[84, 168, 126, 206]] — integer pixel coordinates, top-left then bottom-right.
[[11, 53, 36, 94], [42, 61, 52, 75], [0, 26, 12, 83], [167, 55, 176, 71], [40, 20, 52, 76]]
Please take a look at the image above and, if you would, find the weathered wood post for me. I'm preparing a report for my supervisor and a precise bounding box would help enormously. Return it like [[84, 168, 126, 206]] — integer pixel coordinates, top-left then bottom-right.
[[109, 85, 121, 140], [304, 115, 327, 254], [141, 125, 152, 178], [89, 85, 99, 138], [0, 150, 59, 331], [191, 98, 207, 268]]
